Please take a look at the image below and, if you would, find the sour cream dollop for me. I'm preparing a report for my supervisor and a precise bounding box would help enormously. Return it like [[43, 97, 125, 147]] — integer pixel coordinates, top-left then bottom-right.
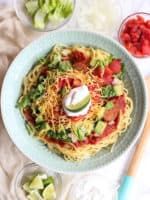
[[63, 85, 91, 117]]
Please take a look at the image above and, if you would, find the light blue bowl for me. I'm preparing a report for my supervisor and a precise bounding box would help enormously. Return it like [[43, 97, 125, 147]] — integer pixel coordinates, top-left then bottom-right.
[[1, 31, 147, 173]]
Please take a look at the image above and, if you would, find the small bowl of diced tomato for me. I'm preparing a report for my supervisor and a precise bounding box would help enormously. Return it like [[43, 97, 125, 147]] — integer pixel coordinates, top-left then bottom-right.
[[118, 12, 150, 58]]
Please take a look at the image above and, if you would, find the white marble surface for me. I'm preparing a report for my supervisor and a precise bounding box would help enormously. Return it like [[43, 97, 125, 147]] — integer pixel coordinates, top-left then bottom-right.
[[1, 0, 150, 199]]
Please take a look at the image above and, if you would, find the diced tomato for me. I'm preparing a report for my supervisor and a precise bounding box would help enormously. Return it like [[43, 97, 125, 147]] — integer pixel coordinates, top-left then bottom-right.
[[88, 135, 99, 144], [72, 79, 82, 87], [40, 66, 49, 77], [73, 62, 87, 71], [23, 107, 35, 125], [70, 50, 88, 64], [58, 79, 68, 89], [109, 59, 122, 74], [104, 67, 113, 76], [92, 66, 103, 78], [70, 115, 85, 122], [113, 95, 126, 112], [120, 15, 150, 57], [88, 84, 99, 91], [102, 67, 113, 85], [146, 20, 150, 28], [141, 43, 150, 55], [103, 107, 119, 122]]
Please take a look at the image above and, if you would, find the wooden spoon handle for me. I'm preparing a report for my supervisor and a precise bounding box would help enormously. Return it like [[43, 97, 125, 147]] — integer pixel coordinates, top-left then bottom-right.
[[127, 111, 150, 176]]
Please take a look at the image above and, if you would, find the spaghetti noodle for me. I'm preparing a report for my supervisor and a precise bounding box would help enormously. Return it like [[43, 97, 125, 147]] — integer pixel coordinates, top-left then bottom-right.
[[17, 44, 133, 161]]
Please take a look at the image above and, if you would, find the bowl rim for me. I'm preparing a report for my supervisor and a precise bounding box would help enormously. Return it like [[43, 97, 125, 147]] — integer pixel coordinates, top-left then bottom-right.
[[13, 0, 76, 32], [0, 30, 148, 173], [118, 12, 150, 59]]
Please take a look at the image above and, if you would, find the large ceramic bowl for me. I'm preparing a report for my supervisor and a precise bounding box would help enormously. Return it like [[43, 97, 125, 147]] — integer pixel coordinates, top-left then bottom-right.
[[1, 31, 147, 173]]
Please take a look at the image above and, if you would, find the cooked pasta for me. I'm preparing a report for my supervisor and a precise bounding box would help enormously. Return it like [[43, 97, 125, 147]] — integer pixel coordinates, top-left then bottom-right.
[[17, 44, 133, 161]]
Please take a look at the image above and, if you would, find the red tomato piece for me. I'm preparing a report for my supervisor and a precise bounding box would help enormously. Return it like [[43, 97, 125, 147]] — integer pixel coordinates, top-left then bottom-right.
[[103, 67, 113, 85], [70, 50, 87, 64], [23, 108, 35, 125], [70, 116, 85, 122], [146, 20, 150, 28], [93, 66, 103, 78], [73, 62, 87, 71], [109, 59, 122, 74], [88, 135, 99, 144], [72, 79, 82, 87], [59, 79, 67, 89], [114, 95, 126, 112], [40, 66, 49, 77], [141, 44, 150, 55], [102, 124, 116, 137], [103, 107, 119, 122]]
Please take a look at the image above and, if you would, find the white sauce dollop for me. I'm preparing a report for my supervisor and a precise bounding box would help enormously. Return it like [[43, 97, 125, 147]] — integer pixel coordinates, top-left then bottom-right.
[[63, 85, 91, 117]]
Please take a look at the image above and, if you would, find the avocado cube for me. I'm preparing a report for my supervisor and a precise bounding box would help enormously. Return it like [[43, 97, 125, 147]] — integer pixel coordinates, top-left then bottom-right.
[[94, 120, 107, 135], [113, 84, 123, 96]]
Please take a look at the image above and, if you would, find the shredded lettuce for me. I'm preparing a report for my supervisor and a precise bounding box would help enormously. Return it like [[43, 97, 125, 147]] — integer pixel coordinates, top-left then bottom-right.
[[16, 95, 31, 109], [58, 61, 72, 71], [101, 85, 116, 98]]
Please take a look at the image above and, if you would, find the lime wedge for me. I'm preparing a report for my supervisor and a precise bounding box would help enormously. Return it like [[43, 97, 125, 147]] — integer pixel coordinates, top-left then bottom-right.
[[27, 190, 43, 200], [23, 181, 31, 193], [42, 184, 56, 200], [29, 175, 44, 190], [65, 94, 90, 112]]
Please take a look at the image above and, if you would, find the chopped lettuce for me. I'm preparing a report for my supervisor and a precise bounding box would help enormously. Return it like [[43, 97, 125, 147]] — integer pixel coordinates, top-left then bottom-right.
[[116, 63, 125, 80], [58, 61, 72, 71], [48, 51, 61, 68], [101, 85, 116, 98], [16, 95, 31, 109]]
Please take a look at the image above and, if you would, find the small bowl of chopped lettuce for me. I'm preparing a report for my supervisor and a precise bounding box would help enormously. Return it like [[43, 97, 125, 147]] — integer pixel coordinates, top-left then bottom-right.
[[14, 163, 62, 200], [14, 0, 75, 31]]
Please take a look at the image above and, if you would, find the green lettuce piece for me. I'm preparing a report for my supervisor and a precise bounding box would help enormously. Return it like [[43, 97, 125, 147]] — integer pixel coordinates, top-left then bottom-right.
[[58, 61, 72, 71], [101, 85, 116, 98], [48, 52, 61, 68], [17, 95, 31, 109]]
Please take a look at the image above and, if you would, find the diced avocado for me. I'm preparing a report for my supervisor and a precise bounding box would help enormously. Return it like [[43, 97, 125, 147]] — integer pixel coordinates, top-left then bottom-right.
[[105, 102, 114, 110], [25, 0, 39, 16], [65, 94, 91, 112], [76, 128, 85, 141], [113, 84, 123, 96], [97, 107, 105, 119], [34, 9, 47, 29], [29, 175, 44, 190], [94, 120, 107, 135]]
